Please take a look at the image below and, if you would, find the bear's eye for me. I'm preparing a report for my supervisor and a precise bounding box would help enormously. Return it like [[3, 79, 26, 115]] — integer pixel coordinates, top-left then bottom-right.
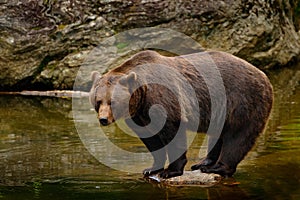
[[95, 100, 102, 112]]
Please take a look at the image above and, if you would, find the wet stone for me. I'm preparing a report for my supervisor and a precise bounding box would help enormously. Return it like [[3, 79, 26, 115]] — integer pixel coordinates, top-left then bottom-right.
[[145, 171, 222, 187]]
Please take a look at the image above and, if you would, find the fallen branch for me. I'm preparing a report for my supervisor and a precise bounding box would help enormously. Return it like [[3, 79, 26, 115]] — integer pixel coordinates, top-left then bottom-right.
[[0, 90, 89, 98]]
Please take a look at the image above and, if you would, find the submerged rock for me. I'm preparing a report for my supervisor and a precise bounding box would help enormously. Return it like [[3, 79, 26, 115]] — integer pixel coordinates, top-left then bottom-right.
[[145, 171, 222, 187], [0, 0, 299, 90]]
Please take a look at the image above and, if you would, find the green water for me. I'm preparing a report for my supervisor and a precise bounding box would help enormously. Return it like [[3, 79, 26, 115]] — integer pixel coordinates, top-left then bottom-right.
[[0, 63, 300, 199]]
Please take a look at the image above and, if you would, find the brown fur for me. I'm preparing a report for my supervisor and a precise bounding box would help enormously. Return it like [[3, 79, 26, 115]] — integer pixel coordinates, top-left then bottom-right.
[[89, 50, 273, 178]]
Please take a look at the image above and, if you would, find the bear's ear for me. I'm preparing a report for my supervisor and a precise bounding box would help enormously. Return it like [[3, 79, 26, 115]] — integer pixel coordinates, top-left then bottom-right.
[[91, 71, 101, 83], [119, 72, 137, 86]]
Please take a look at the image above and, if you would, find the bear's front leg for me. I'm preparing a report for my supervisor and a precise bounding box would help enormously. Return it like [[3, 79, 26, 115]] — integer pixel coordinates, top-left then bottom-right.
[[138, 133, 167, 177], [143, 148, 166, 176], [159, 123, 188, 179], [159, 152, 187, 179]]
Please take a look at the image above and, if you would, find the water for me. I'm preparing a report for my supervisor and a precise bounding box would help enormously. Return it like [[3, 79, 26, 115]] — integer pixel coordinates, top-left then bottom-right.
[[0, 63, 299, 199]]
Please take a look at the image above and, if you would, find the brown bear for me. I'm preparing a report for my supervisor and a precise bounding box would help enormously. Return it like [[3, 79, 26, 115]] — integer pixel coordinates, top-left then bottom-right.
[[89, 50, 273, 178]]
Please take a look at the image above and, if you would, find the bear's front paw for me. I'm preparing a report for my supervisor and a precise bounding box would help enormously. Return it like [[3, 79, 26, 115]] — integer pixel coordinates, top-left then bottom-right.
[[159, 169, 183, 179], [143, 167, 164, 177]]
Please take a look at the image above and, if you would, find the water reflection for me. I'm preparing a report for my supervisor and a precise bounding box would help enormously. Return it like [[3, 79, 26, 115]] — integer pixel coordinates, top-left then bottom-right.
[[0, 96, 120, 187], [0, 63, 299, 199]]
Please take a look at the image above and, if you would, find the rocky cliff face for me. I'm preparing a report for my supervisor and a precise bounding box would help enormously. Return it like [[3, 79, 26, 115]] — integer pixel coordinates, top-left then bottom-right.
[[0, 0, 299, 91]]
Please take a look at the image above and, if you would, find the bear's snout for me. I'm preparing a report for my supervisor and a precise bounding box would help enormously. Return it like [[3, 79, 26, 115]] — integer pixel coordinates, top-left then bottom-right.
[[97, 103, 114, 126], [99, 117, 109, 126]]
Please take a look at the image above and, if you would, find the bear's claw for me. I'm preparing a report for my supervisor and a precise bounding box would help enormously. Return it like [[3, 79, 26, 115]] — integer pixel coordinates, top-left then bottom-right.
[[143, 167, 164, 176], [159, 169, 183, 179]]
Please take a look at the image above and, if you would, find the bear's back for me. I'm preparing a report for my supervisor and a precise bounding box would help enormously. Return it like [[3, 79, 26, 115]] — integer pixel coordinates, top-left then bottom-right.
[[111, 50, 164, 74]]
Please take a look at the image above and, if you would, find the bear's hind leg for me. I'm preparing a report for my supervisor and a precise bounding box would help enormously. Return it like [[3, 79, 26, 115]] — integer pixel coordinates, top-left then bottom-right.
[[191, 136, 222, 170], [201, 128, 259, 177]]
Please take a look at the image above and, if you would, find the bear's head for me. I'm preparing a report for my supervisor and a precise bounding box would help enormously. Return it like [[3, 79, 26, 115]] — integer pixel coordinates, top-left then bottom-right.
[[89, 71, 139, 126]]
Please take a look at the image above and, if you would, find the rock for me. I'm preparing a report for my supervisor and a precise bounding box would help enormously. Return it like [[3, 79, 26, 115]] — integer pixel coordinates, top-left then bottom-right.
[[145, 171, 222, 187], [0, 0, 299, 91], [35, 51, 90, 89]]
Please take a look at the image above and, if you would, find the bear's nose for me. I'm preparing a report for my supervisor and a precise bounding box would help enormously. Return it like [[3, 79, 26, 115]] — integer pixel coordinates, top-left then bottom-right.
[[99, 117, 109, 126]]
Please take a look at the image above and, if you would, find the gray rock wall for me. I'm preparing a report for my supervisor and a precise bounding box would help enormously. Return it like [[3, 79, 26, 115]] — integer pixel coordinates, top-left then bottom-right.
[[0, 0, 299, 90]]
